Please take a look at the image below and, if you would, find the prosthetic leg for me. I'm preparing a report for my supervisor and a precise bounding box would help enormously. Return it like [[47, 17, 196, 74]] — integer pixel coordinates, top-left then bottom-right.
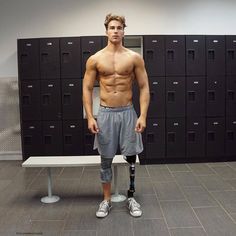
[[125, 155, 136, 198]]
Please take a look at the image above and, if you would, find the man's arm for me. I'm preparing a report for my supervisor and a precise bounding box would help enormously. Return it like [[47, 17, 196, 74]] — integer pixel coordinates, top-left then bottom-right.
[[134, 53, 150, 133], [82, 55, 99, 133]]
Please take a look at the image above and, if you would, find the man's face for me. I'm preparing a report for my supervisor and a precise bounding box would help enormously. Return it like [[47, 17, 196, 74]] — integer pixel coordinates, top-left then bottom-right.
[[106, 20, 124, 44]]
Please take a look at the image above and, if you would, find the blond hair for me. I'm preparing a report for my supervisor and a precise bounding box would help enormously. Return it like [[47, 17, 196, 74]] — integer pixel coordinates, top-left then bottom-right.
[[104, 13, 127, 30]]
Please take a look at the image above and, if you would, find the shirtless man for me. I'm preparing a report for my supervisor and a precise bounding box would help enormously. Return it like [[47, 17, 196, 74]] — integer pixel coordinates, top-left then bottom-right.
[[83, 13, 150, 218]]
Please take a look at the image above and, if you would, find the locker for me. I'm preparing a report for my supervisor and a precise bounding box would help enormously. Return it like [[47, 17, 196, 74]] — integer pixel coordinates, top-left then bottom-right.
[[143, 35, 165, 76], [83, 120, 97, 155], [40, 38, 60, 79], [63, 120, 83, 155], [226, 36, 236, 75], [102, 36, 108, 48], [41, 80, 62, 120], [165, 35, 185, 76], [17, 39, 40, 80], [166, 118, 185, 158], [61, 79, 82, 120], [226, 77, 236, 117], [60, 37, 81, 78], [206, 36, 225, 76], [225, 117, 236, 156], [42, 121, 63, 155], [22, 121, 43, 160], [81, 36, 102, 75], [148, 77, 165, 117], [20, 80, 41, 121], [166, 77, 185, 117], [186, 35, 206, 76], [206, 77, 225, 117], [186, 77, 206, 117], [186, 117, 205, 158], [145, 119, 165, 159], [206, 117, 225, 157]]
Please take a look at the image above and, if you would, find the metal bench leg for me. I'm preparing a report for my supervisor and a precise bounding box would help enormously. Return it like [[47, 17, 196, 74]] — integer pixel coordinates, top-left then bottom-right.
[[41, 167, 60, 203], [111, 165, 126, 202]]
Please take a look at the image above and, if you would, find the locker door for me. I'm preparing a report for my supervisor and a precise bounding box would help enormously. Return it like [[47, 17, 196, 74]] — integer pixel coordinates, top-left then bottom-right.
[[61, 79, 82, 120], [83, 120, 97, 155], [226, 76, 236, 117], [20, 80, 41, 121], [145, 119, 165, 159], [18, 39, 40, 80], [186, 117, 205, 158], [206, 77, 225, 117], [226, 36, 236, 76], [165, 35, 185, 76], [206, 36, 225, 76], [63, 120, 83, 155], [81, 36, 102, 75], [41, 80, 62, 120], [60, 37, 81, 78], [186, 35, 206, 76], [148, 77, 165, 118], [166, 118, 185, 158], [22, 121, 43, 160], [102, 36, 108, 48], [186, 77, 206, 117], [166, 77, 185, 117], [206, 117, 225, 157], [143, 35, 165, 76], [225, 118, 236, 156], [43, 121, 63, 155], [40, 38, 60, 79]]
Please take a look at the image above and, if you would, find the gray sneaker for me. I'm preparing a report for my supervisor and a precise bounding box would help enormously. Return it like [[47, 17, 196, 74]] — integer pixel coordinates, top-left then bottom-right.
[[96, 200, 112, 218], [127, 197, 142, 217]]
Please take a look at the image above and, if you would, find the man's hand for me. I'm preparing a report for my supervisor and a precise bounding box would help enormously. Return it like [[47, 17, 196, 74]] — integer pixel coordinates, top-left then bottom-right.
[[88, 118, 99, 134], [135, 117, 146, 133]]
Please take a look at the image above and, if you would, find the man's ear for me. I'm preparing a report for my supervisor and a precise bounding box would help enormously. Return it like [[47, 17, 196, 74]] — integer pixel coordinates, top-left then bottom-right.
[[105, 30, 108, 36]]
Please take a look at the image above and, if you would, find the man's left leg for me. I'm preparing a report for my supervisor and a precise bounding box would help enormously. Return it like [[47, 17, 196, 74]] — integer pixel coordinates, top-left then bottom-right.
[[125, 155, 142, 217]]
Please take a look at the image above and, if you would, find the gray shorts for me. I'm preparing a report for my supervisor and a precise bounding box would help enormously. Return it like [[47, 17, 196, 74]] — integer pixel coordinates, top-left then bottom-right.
[[94, 105, 143, 158]]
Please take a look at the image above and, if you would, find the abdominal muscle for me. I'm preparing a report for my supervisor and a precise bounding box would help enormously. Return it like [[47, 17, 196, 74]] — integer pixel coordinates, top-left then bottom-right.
[[98, 74, 133, 107]]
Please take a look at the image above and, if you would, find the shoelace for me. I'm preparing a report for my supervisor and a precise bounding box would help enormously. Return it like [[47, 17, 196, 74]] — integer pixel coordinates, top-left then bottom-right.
[[99, 200, 109, 212]]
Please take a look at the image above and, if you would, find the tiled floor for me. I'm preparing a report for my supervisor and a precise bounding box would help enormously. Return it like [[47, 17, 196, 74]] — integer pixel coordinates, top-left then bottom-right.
[[0, 160, 236, 235]]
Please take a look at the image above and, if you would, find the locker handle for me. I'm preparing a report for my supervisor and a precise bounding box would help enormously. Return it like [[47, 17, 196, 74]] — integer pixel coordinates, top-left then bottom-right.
[[150, 91, 155, 101], [83, 51, 91, 55], [187, 49, 195, 60], [147, 133, 154, 143], [167, 91, 175, 102], [227, 131, 234, 141], [227, 49, 235, 60], [42, 94, 50, 105], [188, 91, 196, 102], [23, 95, 30, 105], [63, 93, 71, 105], [44, 135, 52, 144], [208, 50, 215, 60], [227, 90, 234, 101], [21, 53, 28, 63], [62, 52, 70, 63], [208, 91, 215, 101], [41, 52, 49, 63], [65, 135, 72, 144], [146, 50, 154, 60], [167, 50, 174, 61], [207, 132, 215, 141], [188, 131, 196, 142], [168, 132, 175, 142]]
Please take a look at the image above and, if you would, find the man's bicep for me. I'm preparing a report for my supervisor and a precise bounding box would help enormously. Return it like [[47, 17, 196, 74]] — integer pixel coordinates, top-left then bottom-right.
[[83, 57, 97, 88], [134, 57, 148, 88]]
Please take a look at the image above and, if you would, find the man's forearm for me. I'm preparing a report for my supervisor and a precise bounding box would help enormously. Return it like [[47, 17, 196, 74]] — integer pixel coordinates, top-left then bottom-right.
[[139, 88, 150, 119], [83, 90, 94, 120]]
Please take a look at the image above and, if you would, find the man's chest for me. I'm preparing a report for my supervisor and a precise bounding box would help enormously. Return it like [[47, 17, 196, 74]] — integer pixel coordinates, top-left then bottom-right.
[[97, 55, 134, 76]]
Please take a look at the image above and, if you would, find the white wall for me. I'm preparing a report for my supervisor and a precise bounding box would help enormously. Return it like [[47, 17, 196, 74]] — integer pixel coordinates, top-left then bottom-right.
[[0, 0, 236, 77]]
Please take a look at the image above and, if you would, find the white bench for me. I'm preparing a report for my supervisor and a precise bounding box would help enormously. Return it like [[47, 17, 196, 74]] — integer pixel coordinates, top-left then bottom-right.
[[22, 155, 139, 204]]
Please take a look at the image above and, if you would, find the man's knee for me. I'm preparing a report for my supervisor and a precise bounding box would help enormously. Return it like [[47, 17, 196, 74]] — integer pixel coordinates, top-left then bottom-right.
[[100, 156, 113, 183]]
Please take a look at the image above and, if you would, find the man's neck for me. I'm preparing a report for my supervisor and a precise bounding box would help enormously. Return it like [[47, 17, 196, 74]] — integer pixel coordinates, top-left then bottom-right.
[[107, 41, 123, 52]]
